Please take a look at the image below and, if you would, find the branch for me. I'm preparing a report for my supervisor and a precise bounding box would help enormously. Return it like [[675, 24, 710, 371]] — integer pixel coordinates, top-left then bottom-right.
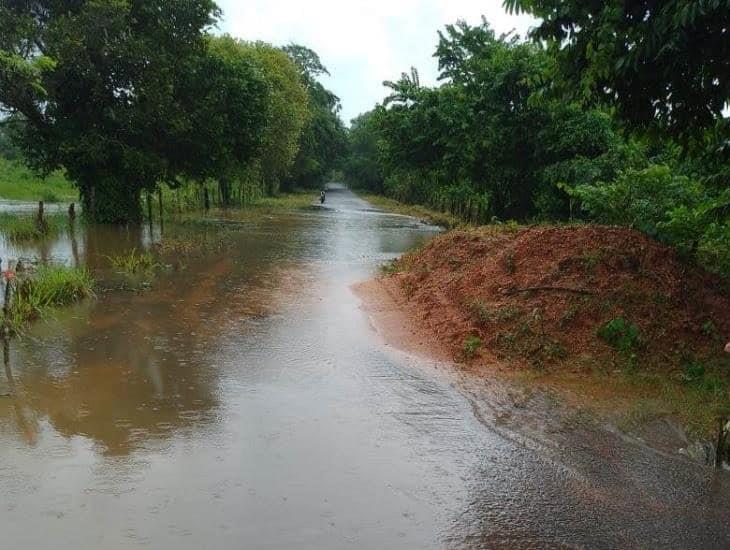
[[504, 286, 595, 296]]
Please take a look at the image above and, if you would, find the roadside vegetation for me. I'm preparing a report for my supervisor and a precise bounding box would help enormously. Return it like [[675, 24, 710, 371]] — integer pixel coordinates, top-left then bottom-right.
[[0, 212, 66, 242], [355, 192, 463, 229], [343, 5, 729, 279], [0, 2, 346, 223]]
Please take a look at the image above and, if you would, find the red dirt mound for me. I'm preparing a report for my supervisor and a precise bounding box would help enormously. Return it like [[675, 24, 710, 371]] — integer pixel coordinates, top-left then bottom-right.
[[384, 225, 729, 373]]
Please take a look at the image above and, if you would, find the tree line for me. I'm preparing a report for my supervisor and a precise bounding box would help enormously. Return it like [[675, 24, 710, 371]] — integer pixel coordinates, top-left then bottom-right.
[[0, 0, 346, 223], [344, 1, 729, 276]]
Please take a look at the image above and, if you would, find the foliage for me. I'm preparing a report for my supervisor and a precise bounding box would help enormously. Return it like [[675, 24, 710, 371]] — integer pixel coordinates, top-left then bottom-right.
[[107, 249, 158, 276], [0, 0, 224, 223], [598, 317, 641, 354], [0, 213, 64, 242], [566, 166, 730, 275], [283, 45, 347, 189], [235, 40, 310, 194], [504, 0, 730, 140], [463, 335, 482, 359], [344, 20, 629, 222], [5, 265, 94, 330]]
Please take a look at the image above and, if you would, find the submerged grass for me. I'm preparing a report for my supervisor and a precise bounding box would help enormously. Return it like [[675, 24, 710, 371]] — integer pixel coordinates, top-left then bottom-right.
[[0, 213, 66, 242], [3, 265, 95, 331], [107, 249, 157, 275]]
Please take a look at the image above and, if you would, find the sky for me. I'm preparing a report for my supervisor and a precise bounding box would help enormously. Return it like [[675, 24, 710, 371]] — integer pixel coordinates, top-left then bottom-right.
[[215, 0, 537, 124]]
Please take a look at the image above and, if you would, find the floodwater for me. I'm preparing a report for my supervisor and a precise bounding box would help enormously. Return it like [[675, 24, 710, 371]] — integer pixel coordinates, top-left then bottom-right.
[[0, 186, 728, 549]]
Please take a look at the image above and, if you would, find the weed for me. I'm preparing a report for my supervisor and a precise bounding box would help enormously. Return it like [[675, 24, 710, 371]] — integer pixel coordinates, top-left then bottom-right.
[[467, 299, 520, 326], [3, 265, 94, 331], [559, 304, 580, 327], [598, 317, 641, 354], [701, 320, 720, 341], [581, 248, 605, 270], [503, 249, 516, 274], [401, 279, 416, 300], [0, 213, 63, 242], [463, 335, 482, 359], [107, 249, 157, 275], [381, 260, 402, 275]]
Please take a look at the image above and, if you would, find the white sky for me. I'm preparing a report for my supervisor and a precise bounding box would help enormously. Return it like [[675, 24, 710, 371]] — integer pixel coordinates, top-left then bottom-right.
[[215, 0, 537, 124]]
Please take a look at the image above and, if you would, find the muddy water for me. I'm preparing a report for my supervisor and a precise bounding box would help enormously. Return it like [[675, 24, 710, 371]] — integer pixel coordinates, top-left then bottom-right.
[[0, 186, 728, 549]]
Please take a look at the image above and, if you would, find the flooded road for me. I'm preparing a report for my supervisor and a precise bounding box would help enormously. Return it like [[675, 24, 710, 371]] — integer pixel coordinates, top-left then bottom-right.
[[0, 186, 728, 548]]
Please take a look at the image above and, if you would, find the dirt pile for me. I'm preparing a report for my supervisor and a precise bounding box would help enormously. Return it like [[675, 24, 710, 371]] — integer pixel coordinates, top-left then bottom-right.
[[383, 225, 729, 375]]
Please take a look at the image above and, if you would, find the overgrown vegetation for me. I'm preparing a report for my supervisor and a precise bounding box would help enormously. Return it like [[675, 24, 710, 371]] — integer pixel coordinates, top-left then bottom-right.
[[2, 266, 94, 331], [343, 14, 729, 277], [0, 213, 64, 242]]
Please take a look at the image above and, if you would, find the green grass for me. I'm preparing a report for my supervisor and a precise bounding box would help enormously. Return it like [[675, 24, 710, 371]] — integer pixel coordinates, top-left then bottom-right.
[[463, 335, 482, 360], [0, 157, 77, 202], [0, 213, 65, 242], [354, 192, 464, 229], [3, 265, 94, 331], [107, 249, 157, 275]]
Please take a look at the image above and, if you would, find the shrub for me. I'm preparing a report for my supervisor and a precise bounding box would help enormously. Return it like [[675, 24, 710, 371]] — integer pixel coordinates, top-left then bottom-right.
[[463, 335, 482, 359], [598, 317, 641, 354]]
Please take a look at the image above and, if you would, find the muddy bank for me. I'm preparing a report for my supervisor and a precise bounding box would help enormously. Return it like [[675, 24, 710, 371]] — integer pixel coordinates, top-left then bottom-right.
[[355, 225, 730, 464]]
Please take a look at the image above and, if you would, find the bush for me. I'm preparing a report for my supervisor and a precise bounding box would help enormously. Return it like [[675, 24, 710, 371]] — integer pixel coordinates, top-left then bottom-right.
[[598, 317, 641, 354], [463, 335, 482, 359], [567, 165, 730, 277]]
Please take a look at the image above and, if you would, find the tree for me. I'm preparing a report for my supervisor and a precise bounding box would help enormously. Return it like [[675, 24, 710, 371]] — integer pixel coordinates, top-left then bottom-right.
[[283, 44, 347, 189], [171, 35, 271, 207], [0, 0, 219, 223], [504, 0, 730, 139], [236, 40, 310, 194]]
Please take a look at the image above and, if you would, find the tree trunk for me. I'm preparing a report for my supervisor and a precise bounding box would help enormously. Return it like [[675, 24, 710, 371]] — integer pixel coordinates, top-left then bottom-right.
[[80, 178, 142, 224]]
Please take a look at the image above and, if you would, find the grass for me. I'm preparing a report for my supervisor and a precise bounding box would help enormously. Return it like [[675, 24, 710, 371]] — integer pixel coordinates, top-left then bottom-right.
[[2, 265, 94, 331], [107, 249, 157, 275], [104, 248, 162, 291], [354, 192, 465, 229], [0, 213, 66, 242], [0, 157, 78, 202], [463, 335, 482, 360]]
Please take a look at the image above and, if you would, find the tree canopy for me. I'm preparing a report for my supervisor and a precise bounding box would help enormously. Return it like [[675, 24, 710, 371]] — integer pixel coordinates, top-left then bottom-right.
[[0, 2, 339, 222], [504, 0, 730, 139]]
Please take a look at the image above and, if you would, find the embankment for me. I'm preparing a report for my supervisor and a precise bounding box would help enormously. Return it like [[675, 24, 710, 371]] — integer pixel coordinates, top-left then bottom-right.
[[356, 224, 730, 450]]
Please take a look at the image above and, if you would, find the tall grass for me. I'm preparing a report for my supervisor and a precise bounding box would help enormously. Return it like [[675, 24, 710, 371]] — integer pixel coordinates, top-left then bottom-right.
[[0, 213, 65, 242], [3, 265, 95, 330], [107, 249, 157, 275]]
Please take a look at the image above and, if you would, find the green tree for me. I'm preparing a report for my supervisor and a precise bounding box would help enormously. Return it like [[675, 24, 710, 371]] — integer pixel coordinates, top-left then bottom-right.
[[283, 44, 347, 189], [235, 40, 310, 195], [171, 35, 271, 207], [504, 0, 730, 139], [0, 0, 219, 223]]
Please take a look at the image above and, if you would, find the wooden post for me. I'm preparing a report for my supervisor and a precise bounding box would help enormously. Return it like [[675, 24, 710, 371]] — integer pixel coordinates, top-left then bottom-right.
[[158, 187, 164, 235], [2, 333, 12, 397], [717, 417, 729, 468], [36, 201, 48, 234], [147, 191, 154, 237], [204, 186, 210, 212], [3, 263, 13, 338]]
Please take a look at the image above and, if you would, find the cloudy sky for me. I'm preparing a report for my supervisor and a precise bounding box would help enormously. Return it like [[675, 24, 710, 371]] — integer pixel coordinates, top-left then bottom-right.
[[215, 0, 537, 124]]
